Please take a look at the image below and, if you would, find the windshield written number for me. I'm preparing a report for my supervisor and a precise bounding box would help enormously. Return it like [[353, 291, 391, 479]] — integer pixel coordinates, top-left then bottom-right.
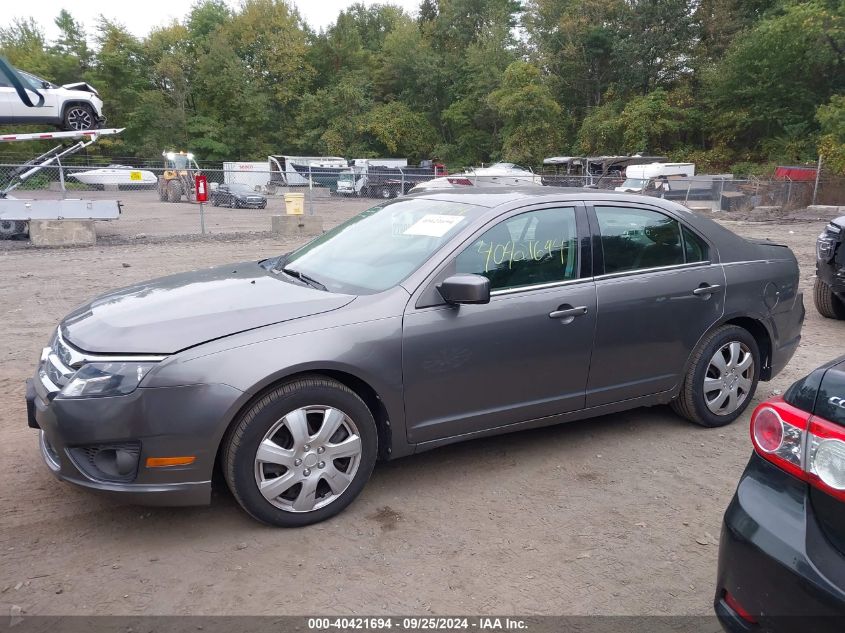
[[478, 239, 568, 272]]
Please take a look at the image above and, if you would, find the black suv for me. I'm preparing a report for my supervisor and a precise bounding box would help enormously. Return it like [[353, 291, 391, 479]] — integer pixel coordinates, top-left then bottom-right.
[[815, 216, 845, 319], [715, 355, 845, 632]]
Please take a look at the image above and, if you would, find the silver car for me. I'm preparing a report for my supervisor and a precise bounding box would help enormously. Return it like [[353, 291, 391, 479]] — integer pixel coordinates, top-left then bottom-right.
[[27, 189, 804, 526]]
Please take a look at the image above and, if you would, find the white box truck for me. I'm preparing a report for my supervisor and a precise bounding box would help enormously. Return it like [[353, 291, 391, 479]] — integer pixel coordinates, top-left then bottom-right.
[[615, 162, 695, 193], [223, 162, 271, 191]]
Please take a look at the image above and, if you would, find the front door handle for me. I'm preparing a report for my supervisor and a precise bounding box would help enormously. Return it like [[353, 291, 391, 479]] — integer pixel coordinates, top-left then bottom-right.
[[693, 284, 722, 297], [549, 306, 588, 323]]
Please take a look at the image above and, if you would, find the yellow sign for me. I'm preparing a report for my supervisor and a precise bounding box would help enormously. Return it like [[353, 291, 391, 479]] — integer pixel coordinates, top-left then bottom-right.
[[129, 171, 143, 181]]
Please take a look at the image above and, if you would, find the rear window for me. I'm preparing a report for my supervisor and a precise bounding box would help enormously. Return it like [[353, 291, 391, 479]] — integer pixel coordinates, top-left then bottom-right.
[[817, 368, 845, 426]]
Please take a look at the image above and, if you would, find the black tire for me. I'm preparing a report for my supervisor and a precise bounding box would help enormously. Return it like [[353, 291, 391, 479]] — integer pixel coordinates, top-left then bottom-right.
[[0, 219, 27, 239], [814, 278, 845, 320], [671, 325, 760, 428], [62, 104, 96, 131], [211, 196, 219, 207], [380, 186, 392, 199], [222, 375, 378, 527], [166, 181, 181, 203]]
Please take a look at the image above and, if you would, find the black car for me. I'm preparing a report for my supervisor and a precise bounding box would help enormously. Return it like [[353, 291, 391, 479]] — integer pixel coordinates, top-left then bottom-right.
[[210, 183, 267, 209], [815, 215, 845, 319], [715, 355, 845, 632]]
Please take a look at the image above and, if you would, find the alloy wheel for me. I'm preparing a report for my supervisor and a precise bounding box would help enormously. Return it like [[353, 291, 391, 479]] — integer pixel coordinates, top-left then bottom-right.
[[253, 405, 362, 513], [66, 107, 93, 130], [703, 341, 754, 416]]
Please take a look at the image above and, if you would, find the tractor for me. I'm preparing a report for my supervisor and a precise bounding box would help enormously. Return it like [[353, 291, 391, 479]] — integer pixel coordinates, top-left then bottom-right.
[[157, 151, 200, 203]]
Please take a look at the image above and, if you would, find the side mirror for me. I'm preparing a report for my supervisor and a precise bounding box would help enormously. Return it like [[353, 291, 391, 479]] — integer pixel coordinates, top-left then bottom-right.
[[41, 81, 51, 89], [437, 274, 490, 305]]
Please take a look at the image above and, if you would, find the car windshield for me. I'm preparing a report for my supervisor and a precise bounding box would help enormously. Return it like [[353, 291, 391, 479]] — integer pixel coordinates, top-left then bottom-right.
[[338, 173, 353, 182], [282, 198, 486, 295]]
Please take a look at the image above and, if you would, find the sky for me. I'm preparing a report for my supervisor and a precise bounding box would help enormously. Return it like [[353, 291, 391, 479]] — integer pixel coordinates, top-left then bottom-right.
[[9, 0, 421, 41]]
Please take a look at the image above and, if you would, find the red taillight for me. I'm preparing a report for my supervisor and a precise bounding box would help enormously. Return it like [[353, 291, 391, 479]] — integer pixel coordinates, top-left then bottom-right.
[[750, 398, 808, 481], [751, 398, 845, 501], [447, 177, 473, 186], [752, 407, 784, 452], [723, 590, 757, 624]]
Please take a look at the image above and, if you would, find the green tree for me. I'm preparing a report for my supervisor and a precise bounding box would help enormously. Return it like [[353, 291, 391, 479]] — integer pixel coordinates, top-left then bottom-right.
[[818, 94, 845, 174], [488, 61, 566, 165], [705, 0, 845, 151], [358, 101, 438, 160], [48, 10, 92, 83]]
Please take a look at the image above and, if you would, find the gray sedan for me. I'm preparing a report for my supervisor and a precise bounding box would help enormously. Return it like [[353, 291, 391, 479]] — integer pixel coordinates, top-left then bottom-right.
[[27, 189, 805, 526]]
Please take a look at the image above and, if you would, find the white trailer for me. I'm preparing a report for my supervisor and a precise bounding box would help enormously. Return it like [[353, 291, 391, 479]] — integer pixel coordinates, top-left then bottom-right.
[[615, 162, 696, 192], [268, 155, 348, 188], [0, 128, 125, 238], [223, 161, 271, 191]]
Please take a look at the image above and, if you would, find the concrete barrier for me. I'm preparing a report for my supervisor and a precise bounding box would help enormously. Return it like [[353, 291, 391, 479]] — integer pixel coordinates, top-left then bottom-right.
[[271, 215, 323, 238], [29, 220, 96, 247], [807, 205, 845, 216]]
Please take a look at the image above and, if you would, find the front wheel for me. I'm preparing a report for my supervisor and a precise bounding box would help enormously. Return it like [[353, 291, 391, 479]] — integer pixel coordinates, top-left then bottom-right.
[[166, 180, 181, 203], [814, 278, 845, 320], [223, 376, 378, 527], [63, 104, 96, 131], [671, 325, 760, 427]]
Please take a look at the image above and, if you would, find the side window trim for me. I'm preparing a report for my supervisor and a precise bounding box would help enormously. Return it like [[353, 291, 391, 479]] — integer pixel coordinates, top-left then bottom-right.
[[412, 202, 591, 309], [586, 202, 713, 277]]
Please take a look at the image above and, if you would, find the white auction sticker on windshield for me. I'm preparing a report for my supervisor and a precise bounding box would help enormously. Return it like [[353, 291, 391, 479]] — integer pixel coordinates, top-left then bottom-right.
[[403, 214, 464, 237]]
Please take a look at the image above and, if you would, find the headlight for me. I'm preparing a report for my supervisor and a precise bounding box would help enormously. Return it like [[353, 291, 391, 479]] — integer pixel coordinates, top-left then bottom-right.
[[817, 236, 837, 262], [60, 362, 155, 399]]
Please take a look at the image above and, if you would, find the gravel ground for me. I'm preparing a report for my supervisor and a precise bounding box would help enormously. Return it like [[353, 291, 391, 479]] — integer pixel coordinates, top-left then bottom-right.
[[0, 197, 843, 616]]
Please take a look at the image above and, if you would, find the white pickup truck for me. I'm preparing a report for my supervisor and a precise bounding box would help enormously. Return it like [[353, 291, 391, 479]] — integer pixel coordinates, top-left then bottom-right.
[[615, 162, 695, 193]]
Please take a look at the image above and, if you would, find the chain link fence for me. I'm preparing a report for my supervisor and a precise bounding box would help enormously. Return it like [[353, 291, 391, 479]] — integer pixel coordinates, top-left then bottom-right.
[[1, 159, 843, 240]]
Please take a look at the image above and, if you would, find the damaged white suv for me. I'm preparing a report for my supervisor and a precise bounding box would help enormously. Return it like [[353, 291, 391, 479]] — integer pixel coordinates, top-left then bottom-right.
[[0, 68, 105, 131]]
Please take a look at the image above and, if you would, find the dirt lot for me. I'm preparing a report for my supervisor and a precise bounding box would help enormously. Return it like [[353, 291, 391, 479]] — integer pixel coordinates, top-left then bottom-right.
[[1, 197, 843, 617]]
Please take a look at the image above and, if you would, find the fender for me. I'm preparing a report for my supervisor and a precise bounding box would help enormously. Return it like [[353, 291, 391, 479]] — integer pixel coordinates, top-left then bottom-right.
[[673, 309, 775, 400]]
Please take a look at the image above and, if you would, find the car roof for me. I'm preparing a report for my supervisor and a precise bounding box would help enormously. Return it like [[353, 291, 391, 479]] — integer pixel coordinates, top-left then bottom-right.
[[407, 185, 692, 211]]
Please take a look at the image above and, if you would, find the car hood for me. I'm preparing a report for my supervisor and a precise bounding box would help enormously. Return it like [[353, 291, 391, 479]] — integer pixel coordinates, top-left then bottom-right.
[[61, 81, 99, 95], [61, 262, 354, 354]]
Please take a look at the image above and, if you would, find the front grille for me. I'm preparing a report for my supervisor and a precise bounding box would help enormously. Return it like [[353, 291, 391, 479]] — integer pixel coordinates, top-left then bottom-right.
[[68, 442, 141, 483]]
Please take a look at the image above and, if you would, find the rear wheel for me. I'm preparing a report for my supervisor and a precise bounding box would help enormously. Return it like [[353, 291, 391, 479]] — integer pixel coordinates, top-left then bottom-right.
[[223, 376, 378, 527], [671, 325, 760, 427], [63, 104, 96, 131], [814, 278, 845, 320]]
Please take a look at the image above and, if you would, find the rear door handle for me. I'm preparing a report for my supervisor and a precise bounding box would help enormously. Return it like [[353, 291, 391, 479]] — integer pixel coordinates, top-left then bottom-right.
[[693, 284, 722, 297], [549, 306, 588, 321]]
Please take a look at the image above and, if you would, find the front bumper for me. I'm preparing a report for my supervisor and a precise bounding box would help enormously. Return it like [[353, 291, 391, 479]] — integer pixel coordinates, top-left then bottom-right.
[[715, 453, 845, 632], [27, 371, 243, 506]]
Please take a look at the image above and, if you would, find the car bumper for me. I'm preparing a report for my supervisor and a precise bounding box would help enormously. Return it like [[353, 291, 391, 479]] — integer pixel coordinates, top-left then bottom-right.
[[715, 453, 845, 632], [26, 374, 243, 506]]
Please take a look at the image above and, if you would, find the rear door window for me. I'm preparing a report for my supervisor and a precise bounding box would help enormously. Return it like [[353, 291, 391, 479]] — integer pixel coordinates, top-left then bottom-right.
[[595, 206, 708, 274]]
